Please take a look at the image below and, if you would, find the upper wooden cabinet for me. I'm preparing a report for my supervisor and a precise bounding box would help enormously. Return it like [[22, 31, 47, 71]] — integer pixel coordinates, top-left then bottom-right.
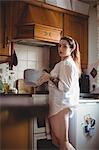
[[50, 12, 88, 70], [63, 13, 88, 69], [0, 1, 10, 63], [4, 1, 27, 40], [0, 1, 27, 64]]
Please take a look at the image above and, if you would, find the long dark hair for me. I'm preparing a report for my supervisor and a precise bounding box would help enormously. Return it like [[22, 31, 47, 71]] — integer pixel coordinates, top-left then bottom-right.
[[60, 36, 81, 75]]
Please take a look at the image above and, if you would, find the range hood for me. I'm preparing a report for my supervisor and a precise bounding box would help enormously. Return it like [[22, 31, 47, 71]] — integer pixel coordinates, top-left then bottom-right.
[[14, 4, 62, 46], [14, 23, 62, 46], [13, 38, 56, 47]]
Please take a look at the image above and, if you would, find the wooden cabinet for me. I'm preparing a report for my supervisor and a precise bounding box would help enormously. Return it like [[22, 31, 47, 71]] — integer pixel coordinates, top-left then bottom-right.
[[0, 1, 63, 42], [0, 1, 10, 63], [49, 12, 88, 70], [63, 13, 88, 69], [0, 1, 26, 64], [0, 0, 88, 68], [49, 46, 60, 70], [3, 1, 26, 41], [0, 110, 32, 150]]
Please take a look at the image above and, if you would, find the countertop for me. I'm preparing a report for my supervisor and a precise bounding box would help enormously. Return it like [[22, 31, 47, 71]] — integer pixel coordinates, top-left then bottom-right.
[[79, 93, 99, 103], [0, 92, 99, 107], [79, 98, 99, 103], [0, 93, 49, 117]]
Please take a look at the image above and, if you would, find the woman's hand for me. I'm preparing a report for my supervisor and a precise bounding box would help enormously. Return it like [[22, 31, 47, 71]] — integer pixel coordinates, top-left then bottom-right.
[[36, 72, 50, 86]]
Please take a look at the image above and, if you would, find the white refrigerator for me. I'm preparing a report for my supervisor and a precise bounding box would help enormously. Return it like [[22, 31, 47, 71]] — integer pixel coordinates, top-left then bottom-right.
[[69, 100, 99, 150]]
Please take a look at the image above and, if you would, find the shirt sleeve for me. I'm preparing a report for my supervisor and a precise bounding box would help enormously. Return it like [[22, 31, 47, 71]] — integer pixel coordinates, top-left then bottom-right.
[[58, 63, 75, 92], [50, 62, 60, 78]]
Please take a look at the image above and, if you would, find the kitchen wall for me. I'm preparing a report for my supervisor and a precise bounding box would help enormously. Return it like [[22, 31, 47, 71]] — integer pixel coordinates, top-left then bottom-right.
[[97, 4, 99, 86], [13, 44, 50, 81], [87, 5, 99, 91], [86, 5, 97, 91]]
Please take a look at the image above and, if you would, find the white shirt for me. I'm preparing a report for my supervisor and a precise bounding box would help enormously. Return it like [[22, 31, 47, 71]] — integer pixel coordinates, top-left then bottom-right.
[[48, 56, 79, 117]]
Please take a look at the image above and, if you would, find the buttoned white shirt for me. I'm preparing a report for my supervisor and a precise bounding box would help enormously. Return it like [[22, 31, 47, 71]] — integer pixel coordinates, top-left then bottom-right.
[[48, 56, 79, 117]]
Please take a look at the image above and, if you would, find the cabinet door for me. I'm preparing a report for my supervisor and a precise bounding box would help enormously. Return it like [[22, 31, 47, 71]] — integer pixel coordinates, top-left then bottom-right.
[[49, 46, 60, 70], [64, 13, 88, 69], [4, 1, 26, 40], [0, 1, 26, 63], [0, 1, 10, 63], [0, 111, 32, 150], [0, 1, 3, 47]]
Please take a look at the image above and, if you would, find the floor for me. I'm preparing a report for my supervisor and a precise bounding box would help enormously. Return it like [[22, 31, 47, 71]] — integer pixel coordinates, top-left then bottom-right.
[[37, 139, 59, 150]]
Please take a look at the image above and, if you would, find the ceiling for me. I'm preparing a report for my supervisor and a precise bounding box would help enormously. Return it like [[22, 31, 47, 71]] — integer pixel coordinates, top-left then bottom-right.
[[78, 0, 99, 6]]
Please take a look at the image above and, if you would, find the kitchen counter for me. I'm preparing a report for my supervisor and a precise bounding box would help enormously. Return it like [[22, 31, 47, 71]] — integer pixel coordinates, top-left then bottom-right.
[[79, 93, 99, 103], [79, 98, 99, 103], [1, 93, 99, 107], [80, 93, 99, 99], [0, 93, 49, 117]]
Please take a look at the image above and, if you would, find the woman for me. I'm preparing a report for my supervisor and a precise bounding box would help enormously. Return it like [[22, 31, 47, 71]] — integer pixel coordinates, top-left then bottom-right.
[[37, 36, 81, 150]]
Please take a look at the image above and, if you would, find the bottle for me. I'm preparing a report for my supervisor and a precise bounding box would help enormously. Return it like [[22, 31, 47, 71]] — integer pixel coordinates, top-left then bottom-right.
[[0, 76, 4, 93], [4, 79, 9, 94]]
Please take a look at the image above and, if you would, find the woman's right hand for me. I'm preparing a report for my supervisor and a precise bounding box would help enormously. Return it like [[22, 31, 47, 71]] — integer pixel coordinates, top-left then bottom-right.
[[36, 72, 50, 86]]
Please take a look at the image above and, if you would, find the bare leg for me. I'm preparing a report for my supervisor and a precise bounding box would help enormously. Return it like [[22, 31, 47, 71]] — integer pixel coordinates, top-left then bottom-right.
[[59, 112, 69, 150], [49, 108, 76, 150], [63, 110, 76, 150]]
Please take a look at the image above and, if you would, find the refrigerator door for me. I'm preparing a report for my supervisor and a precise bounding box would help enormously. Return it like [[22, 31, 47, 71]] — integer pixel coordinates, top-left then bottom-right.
[[69, 103, 99, 150]]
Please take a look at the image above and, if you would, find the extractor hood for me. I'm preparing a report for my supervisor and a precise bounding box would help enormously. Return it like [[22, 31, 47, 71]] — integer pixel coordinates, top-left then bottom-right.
[[13, 38, 56, 47], [14, 4, 62, 46], [14, 23, 62, 46]]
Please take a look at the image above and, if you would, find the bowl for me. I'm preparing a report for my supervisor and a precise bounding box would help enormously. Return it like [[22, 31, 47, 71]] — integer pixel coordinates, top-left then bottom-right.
[[24, 69, 44, 87]]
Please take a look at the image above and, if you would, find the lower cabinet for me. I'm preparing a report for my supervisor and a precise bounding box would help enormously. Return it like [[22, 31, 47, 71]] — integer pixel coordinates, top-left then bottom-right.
[[0, 111, 58, 150], [0, 110, 32, 150]]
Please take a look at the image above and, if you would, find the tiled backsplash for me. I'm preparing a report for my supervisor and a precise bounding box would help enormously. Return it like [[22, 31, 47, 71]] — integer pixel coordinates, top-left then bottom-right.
[[13, 44, 50, 81]]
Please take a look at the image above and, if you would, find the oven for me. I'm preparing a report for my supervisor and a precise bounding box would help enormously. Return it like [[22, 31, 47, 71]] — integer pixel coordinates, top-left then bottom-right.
[[33, 116, 51, 150], [31, 94, 55, 150]]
